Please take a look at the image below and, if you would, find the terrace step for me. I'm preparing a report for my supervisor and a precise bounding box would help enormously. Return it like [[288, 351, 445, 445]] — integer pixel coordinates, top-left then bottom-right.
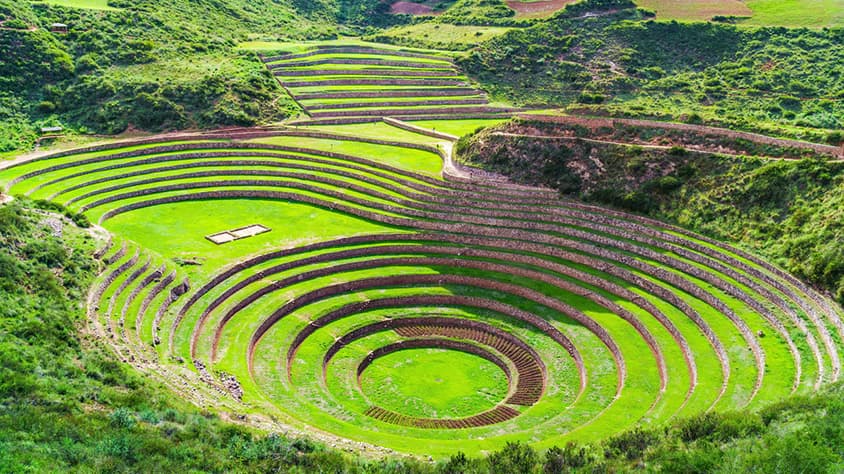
[[268, 58, 456, 69], [306, 98, 488, 111], [282, 78, 468, 87], [309, 106, 519, 119], [288, 113, 514, 126], [294, 88, 483, 100], [275, 69, 459, 77], [262, 46, 453, 63]]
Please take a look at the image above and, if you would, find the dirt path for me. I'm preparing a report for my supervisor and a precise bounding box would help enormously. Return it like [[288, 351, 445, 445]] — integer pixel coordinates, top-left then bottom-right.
[[489, 131, 804, 161], [0, 20, 38, 32], [520, 113, 844, 159]]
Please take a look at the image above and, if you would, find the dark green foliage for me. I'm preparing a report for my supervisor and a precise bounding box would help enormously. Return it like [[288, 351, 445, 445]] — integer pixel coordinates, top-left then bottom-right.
[[543, 443, 597, 473], [29, 198, 90, 227], [487, 442, 539, 474], [3, 18, 28, 29], [337, 0, 417, 28], [672, 412, 764, 443], [0, 0, 311, 152], [0, 95, 39, 153], [0, 28, 74, 92], [553, 0, 636, 19], [435, 0, 522, 26], [443, 452, 485, 473], [605, 427, 659, 460]]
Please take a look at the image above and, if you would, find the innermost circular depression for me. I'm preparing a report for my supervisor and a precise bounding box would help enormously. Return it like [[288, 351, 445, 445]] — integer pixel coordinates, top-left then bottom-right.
[[358, 347, 509, 419]]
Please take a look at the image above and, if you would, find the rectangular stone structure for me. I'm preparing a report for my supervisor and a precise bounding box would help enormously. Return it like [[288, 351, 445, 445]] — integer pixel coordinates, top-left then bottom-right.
[[206, 224, 270, 245]]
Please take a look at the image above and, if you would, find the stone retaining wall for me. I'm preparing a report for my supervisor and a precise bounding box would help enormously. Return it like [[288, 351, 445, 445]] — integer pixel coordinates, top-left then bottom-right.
[[519, 114, 842, 158], [287, 293, 586, 393], [268, 58, 456, 69], [307, 98, 487, 111], [281, 78, 466, 87], [82, 167, 816, 396], [310, 106, 514, 119], [263, 47, 453, 64], [296, 89, 480, 100], [277, 68, 457, 77], [383, 117, 459, 141]]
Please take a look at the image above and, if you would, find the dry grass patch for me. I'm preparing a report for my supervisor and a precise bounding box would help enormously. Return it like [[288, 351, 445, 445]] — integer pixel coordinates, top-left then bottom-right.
[[635, 0, 751, 21], [506, 0, 579, 18]]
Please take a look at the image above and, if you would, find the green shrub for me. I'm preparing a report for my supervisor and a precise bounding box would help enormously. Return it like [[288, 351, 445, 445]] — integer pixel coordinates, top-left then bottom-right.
[[543, 443, 597, 473], [604, 427, 658, 461], [827, 131, 843, 145], [668, 145, 688, 156], [3, 18, 28, 29], [109, 408, 137, 429], [487, 442, 539, 474]]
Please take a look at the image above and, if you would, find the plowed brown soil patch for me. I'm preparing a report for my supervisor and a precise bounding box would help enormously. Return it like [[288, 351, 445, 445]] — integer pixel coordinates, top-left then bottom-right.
[[506, 0, 578, 17], [391, 1, 437, 15]]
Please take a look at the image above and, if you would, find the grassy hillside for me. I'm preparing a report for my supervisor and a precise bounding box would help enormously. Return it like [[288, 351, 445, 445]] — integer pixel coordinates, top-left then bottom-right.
[[0, 0, 339, 153], [366, 23, 513, 51], [459, 0, 844, 140], [0, 199, 332, 472], [744, 0, 844, 27]]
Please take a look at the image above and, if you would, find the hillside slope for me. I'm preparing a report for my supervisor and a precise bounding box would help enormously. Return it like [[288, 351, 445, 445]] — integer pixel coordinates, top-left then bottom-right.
[[0, 0, 336, 153], [459, 0, 844, 141], [458, 118, 844, 304]]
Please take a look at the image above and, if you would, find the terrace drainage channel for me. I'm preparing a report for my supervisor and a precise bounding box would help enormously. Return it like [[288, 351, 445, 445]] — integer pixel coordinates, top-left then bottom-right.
[[206, 224, 271, 245]]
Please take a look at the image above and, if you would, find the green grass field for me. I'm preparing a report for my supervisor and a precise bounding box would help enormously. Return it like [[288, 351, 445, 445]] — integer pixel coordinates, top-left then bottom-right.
[[744, 0, 844, 27], [371, 23, 513, 48], [635, 0, 844, 26], [359, 348, 509, 418], [29, 0, 120, 10]]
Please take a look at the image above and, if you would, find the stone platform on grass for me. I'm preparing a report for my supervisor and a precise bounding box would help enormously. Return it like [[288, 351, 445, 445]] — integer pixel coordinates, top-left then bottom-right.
[[206, 224, 270, 245]]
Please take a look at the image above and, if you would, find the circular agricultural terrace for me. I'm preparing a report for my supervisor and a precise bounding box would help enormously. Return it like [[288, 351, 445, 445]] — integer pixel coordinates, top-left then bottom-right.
[[2, 45, 841, 457]]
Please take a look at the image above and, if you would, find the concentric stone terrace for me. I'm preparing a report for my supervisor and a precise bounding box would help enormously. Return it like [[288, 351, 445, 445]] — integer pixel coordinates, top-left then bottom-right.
[[2, 118, 841, 456], [264, 45, 518, 125]]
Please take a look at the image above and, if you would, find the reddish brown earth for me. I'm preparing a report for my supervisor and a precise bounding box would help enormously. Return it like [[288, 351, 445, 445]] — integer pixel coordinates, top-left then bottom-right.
[[506, 0, 578, 17], [390, 1, 439, 15]]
